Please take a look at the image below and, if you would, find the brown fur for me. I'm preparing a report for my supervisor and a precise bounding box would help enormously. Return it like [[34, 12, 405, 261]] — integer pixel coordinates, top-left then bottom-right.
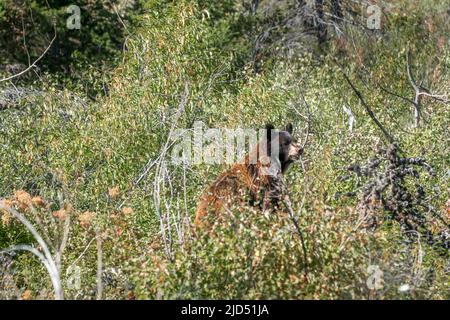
[[195, 155, 271, 227], [194, 125, 302, 227]]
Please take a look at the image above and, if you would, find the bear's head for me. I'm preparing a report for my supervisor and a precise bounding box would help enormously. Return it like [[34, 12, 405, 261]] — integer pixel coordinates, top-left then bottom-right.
[[265, 123, 303, 174]]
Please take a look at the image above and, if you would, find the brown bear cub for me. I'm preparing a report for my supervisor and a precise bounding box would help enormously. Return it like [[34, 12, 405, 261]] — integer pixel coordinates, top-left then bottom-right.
[[194, 123, 303, 227]]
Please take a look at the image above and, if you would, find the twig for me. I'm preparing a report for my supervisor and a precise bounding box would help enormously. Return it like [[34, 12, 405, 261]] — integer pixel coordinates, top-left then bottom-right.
[[21, 15, 31, 66], [96, 229, 103, 300], [66, 236, 96, 271], [406, 48, 449, 127], [334, 60, 396, 145], [153, 82, 190, 261], [0, 33, 56, 83], [118, 83, 190, 210], [406, 48, 422, 128], [0, 244, 54, 283], [112, 4, 131, 36], [282, 189, 309, 278], [55, 215, 71, 274], [378, 83, 416, 106], [0, 204, 63, 299]]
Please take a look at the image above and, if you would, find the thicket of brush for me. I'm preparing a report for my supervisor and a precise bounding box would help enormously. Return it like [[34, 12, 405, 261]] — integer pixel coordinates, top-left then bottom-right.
[[0, 0, 449, 299]]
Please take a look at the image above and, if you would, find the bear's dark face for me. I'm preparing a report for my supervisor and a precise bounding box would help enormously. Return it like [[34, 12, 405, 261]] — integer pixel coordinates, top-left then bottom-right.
[[266, 123, 303, 173]]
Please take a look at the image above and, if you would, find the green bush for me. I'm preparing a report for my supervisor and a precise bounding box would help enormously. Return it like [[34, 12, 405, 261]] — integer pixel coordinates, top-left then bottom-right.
[[0, 0, 448, 300]]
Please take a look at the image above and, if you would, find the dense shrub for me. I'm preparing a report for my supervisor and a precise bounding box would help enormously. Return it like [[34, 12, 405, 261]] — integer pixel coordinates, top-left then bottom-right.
[[0, 0, 449, 299]]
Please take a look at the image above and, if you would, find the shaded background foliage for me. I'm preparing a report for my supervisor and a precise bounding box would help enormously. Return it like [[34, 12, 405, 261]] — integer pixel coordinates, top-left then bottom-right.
[[0, 0, 143, 96]]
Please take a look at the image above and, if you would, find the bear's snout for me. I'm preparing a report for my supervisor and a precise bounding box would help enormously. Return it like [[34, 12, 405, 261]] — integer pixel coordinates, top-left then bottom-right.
[[288, 142, 303, 160]]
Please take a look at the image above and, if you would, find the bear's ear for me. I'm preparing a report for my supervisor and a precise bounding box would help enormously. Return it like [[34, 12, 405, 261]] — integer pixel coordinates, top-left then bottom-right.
[[283, 123, 293, 134]]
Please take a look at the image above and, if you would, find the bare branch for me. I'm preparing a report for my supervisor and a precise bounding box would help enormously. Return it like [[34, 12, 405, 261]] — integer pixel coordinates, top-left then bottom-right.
[[406, 48, 449, 127], [378, 83, 416, 106], [0, 33, 56, 83], [418, 91, 449, 104], [66, 236, 96, 271], [282, 184, 308, 278], [0, 204, 63, 299], [153, 82, 190, 260], [96, 229, 103, 300], [406, 49, 420, 92], [55, 215, 71, 274], [0, 204, 63, 300], [334, 61, 396, 145], [0, 244, 53, 277]]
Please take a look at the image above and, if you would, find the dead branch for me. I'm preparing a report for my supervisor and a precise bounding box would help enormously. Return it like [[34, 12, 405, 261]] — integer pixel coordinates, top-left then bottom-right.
[[0, 204, 63, 299], [153, 82, 190, 261], [0, 32, 56, 83], [335, 61, 396, 145], [96, 229, 103, 300], [282, 185, 308, 278], [406, 48, 449, 127]]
